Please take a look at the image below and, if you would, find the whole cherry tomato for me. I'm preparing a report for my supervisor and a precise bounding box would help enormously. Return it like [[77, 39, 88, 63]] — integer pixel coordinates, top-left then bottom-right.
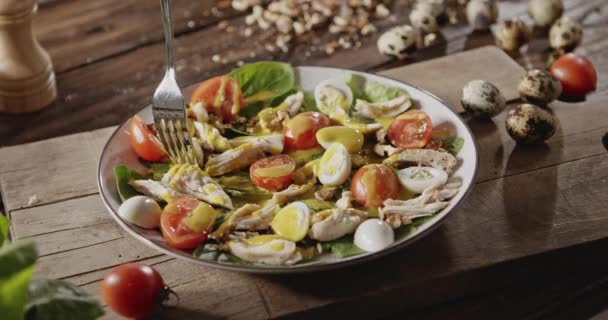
[[550, 53, 597, 97]]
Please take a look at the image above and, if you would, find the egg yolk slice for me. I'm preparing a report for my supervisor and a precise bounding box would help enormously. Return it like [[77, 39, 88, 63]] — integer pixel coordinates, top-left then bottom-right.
[[271, 202, 310, 242]]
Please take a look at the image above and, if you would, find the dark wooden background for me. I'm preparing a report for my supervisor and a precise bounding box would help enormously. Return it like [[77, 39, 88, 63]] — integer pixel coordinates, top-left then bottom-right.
[[1, 0, 607, 318]]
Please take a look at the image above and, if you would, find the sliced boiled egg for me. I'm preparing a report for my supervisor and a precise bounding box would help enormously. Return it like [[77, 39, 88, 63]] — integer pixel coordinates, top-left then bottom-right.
[[118, 196, 162, 229], [228, 236, 302, 265], [397, 166, 448, 194], [314, 79, 354, 116], [354, 219, 394, 252], [271, 201, 311, 242], [318, 143, 352, 186], [315, 126, 364, 153]]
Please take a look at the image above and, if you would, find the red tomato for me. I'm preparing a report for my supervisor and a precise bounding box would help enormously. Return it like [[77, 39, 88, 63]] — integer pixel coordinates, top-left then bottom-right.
[[250, 155, 296, 191], [284, 112, 330, 150], [350, 164, 400, 208], [388, 110, 433, 149], [550, 53, 597, 97], [128, 115, 166, 162], [160, 198, 209, 250], [191, 76, 244, 121], [101, 263, 166, 319]]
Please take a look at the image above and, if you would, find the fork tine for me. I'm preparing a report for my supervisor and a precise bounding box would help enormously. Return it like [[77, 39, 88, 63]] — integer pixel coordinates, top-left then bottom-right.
[[158, 118, 179, 164]]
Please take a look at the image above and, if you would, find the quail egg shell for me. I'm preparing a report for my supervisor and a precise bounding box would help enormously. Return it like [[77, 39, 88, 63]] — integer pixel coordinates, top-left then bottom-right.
[[517, 69, 562, 105], [506, 103, 556, 144], [316, 126, 364, 153], [461, 80, 506, 118], [318, 143, 352, 186], [354, 219, 395, 252], [549, 16, 582, 52], [377, 25, 422, 60], [314, 79, 353, 116], [397, 166, 448, 194], [118, 196, 162, 229]]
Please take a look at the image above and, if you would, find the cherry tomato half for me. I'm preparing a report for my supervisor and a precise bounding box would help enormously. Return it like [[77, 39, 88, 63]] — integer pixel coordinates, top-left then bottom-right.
[[549, 53, 597, 97], [160, 198, 210, 250], [250, 155, 296, 191], [284, 112, 330, 150], [191, 76, 244, 121], [128, 115, 166, 162], [350, 164, 400, 208], [101, 263, 166, 319], [388, 110, 433, 149]]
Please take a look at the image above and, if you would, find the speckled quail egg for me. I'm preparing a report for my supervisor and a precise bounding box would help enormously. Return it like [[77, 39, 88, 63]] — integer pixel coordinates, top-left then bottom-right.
[[494, 18, 531, 52], [118, 196, 162, 229], [461, 80, 506, 118], [506, 103, 556, 144], [409, 1, 447, 34], [354, 219, 395, 252], [549, 16, 583, 53], [466, 0, 498, 30], [528, 0, 563, 27], [377, 25, 423, 60], [517, 69, 562, 105]]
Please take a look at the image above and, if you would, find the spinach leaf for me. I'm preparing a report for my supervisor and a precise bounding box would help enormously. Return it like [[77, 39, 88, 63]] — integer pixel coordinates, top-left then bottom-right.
[[147, 163, 171, 181], [364, 82, 408, 102], [442, 137, 465, 155], [224, 128, 252, 139], [228, 62, 296, 105], [302, 91, 319, 112], [0, 240, 37, 320], [321, 236, 364, 258], [0, 215, 9, 246], [345, 73, 367, 101], [193, 239, 221, 261], [25, 279, 104, 320], [113, 166, 144, 202]]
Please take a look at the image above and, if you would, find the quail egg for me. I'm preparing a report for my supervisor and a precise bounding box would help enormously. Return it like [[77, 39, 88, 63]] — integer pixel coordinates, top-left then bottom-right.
[[270, 201, 311, 242], [354, 219, 395, 252], [461, 80, 506, 118], [528, 0, 563, 27], [494, 18, 531, 52], [318, 143, 352, 186], [506, 103, 556, 144], [517, 69, 562, 105], [549, 16, 583, 53], [409, 1, 447, 34], [314, 78, 353, 116], [466, 0, 498, 30], [377, 25, 423, 60], [397, 166, 448, 194], [228, 235, 302, 265], [117, 196, 162, 229]]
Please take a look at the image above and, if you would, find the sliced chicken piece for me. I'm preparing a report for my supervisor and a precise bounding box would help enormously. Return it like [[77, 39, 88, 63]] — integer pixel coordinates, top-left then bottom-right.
[[271, 182, 315, 205], [336, 191, 354, 209], [376, 128, 387, 144], [314, 188, 336, 201], [354, 95, 411, 119], [308, 208, 368, 242], [383, 149, 458, 174], [193, 121, 231, 152], [374, 143, 400, 157], [257, 92, 304, 133], [205, 142, 266, 176], [129, 179, 186, 202], [228, 134, 284, 154], [163, 164, 233, 209], [228, 239, 302, 265], [233, 202, 280, 231]]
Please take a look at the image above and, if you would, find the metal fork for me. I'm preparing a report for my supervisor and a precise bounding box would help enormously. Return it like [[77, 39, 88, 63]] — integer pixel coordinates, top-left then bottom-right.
[[152, 0, 197, 165]]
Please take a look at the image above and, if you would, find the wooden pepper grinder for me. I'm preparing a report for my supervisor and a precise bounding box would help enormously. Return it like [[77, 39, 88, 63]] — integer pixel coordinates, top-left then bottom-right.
[[0, 0, 56, 113]]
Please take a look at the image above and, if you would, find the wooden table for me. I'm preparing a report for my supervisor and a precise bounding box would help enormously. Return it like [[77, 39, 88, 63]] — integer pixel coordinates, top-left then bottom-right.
[[1, 0, 607, 319]]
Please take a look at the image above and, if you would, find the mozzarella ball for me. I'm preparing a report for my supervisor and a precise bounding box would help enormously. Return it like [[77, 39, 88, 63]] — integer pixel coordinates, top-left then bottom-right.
[[549, 16, 583, 53], [354, 219, 395, 252], [118, 196, 162, 229], [377, 25, 423, 59], [466, 0, 498, 30], [518, 69, 562, 105], [506, 104, 556, 144], [461, 80, 506, 118], [494, 18, 531, 51], [528, 0, 563, 27]]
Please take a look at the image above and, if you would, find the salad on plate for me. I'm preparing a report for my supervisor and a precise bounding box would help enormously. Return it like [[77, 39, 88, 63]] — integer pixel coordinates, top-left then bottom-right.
[[114, 62, 464, 267]]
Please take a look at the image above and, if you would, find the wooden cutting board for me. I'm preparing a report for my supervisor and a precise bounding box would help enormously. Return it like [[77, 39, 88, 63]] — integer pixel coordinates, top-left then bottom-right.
[[2, 46, 607, 320]]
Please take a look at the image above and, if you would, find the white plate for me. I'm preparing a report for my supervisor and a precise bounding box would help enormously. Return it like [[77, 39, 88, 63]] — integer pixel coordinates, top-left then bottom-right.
[[97, 66, 478, 274]]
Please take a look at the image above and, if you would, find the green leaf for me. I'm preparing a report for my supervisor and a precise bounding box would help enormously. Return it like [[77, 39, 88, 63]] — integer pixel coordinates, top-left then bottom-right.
[[147, 163, 171, 181], [25, 279, 104, 320], [240, 101, 266, 118], [0, 240, 37, 320], [302, 91, 319, 112], [113, 166, 144, 202], [364, 82, 408, 102], [321, 236, 365, 258], [301, 199, 334, 211], [0, 215, 9, 246], [345, 73, 367, 101], [224, 128, 252, 139], [193, 239, 221, 261], [442, 137, 465, 155], [228, 62, 296, 105]]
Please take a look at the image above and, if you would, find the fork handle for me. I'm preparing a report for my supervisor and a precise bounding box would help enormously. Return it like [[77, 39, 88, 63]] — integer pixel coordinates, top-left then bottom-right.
[[159, 0, 175, 72]]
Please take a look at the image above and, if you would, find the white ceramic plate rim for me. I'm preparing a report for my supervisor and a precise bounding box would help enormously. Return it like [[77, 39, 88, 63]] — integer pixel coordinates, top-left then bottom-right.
[[97, 66, 479, 274]]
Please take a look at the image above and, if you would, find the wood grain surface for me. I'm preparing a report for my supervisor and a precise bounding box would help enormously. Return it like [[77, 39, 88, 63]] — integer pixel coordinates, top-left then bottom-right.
[[0, 0, 607, 319]]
